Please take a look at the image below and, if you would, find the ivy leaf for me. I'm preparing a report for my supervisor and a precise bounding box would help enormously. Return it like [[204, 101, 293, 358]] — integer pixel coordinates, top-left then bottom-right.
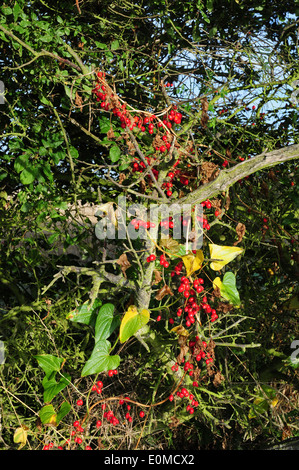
[[209, 244, 243, 271], [119, 305, 150, 343]]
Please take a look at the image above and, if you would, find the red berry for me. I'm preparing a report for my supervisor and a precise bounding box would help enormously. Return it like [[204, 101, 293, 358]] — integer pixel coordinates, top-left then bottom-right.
[[76, 399, 83, 406], [169, 394, 174, 401], [139, 411, 145, 418], [96, 420, 102, 428]]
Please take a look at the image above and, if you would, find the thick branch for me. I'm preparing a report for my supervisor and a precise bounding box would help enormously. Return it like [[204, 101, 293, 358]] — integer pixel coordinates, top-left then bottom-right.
[[180, 144, 299, 206]]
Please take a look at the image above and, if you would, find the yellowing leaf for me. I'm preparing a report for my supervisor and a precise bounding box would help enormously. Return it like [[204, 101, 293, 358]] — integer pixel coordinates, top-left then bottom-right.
[[170, 325, 189, 337], [14, 426, 27, 449], [97, 202, 118, 227], [271, 397, 278, 408], [209, 244, 243, 271], [212, 272, 241, 306], [119, 305, 150, 343], [182, 249, 204, 277]]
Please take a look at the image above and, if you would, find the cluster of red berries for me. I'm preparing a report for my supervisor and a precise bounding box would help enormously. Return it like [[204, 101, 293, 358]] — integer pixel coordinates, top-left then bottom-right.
[[169, 387, 199, 415], [91, 380, 103, 394], [176, 277, 218, 327], [159, 253, 170, 268], [130, 218, 156, 230]]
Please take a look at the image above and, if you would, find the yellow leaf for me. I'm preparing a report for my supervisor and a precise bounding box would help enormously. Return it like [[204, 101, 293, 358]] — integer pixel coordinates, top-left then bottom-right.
[[271, 397, 278, 408], [182, 249, 204, 277], [170, 325, 189, 337], [209, 244, 243, 271], [14, 426, 27, 450], [119, 305, 150, 343], [212, 276, 222, 290]]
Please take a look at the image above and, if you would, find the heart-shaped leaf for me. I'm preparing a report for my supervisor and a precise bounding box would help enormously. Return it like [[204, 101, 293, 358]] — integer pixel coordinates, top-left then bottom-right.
[[39, 404, 57, 425], [13, 426, 27, 449], [209, 244, 243, 271], [42, 373, 71, 402], [213, 271, 241, 306], [95, 303, 120, 342], [81, 340, 120, 377], [67, 299, 102, 327], [119, 305, 150, 343], [34, 354, 64, 378]]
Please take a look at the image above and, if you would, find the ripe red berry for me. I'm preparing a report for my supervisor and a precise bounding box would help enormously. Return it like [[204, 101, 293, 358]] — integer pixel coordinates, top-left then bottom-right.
[[139, 411, 145, 418], [76, 399, 83, 406], [169, 394, 174, 401]]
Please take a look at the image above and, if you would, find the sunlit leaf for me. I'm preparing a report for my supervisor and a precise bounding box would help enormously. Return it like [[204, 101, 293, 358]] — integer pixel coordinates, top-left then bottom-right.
[[170, 325, 189, 337], [213, 271, 241, 306], [13, 426, 27, 449], [209, 244, 243, 271], [182, 249, 204, 277], [119, 305, 150, 343], [81, 339, 120, 376]]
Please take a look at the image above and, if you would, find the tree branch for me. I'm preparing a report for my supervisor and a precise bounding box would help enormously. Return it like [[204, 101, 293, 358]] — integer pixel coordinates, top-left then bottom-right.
[[180, 144, 299, 206]]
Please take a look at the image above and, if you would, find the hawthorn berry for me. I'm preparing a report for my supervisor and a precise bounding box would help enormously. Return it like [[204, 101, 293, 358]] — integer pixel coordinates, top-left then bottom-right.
[[76, 399, 84, 406]]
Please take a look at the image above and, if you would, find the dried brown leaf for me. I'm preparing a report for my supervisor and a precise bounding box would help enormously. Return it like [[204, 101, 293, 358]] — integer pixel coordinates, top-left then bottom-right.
[[155, 284, 174, 301], [152, 269, 162, 285], [117, 253, 131, 278], [234, 222, 246, 245]]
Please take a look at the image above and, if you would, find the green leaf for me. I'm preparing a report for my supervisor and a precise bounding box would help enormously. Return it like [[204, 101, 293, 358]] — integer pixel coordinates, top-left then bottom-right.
[[81, 340, 120, 376], [39, 404, 57, 425], [95, 303, 120, 342], [67, 299, 102, 327], [111, 39, 119, 50], [99, 116, 111, 133], [34, 354, 64, 378], [119, 305, 150, 343], [20, 167, 37, 185], [109, 145, 121, 162], [56, 401, 71, 424], [14, 154, 28, 173], [213, 272, 241, 306], [42, 373, 71, 402]]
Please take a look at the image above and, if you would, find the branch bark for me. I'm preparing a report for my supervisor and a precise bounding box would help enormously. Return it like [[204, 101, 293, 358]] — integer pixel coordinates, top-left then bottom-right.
[[180, 144, 299, 206]]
